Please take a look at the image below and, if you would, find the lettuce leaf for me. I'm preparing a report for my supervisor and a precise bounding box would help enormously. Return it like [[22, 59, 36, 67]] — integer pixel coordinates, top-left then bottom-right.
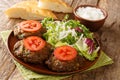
[[75, 37, 100, 61], [41, 18, 99, 61]]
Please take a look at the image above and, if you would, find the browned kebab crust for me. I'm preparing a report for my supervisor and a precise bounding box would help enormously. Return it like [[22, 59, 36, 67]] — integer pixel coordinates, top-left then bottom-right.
[[14, 23, 46, 39], [13, 40, 52, 64], [46, 54, 82, 72]]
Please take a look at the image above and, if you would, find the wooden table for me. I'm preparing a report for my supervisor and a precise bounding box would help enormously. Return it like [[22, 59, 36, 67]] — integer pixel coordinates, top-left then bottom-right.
[[0, 0, 120, 80]]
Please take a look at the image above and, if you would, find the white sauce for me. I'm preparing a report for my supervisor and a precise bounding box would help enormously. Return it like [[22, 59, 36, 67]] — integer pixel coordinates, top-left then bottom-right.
[[76, 7, 105, 20]]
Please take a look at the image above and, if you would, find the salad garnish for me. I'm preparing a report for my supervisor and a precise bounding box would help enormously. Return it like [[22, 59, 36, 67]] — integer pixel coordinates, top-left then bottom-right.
[[41, 18, 100, 61]]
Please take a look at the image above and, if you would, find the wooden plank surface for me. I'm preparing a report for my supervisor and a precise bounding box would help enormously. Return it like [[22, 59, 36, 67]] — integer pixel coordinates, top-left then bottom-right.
[[0, 0, 120, 80]]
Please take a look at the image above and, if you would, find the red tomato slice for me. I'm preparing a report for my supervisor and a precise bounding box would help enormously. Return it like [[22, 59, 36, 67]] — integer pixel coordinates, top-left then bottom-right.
[[23, 36, 46, 51], [54, 46, 77, 61], [20, 20, 42, 32]]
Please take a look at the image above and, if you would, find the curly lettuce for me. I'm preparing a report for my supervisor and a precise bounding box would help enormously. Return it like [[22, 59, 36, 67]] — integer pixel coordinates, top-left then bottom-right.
[[41, 18, 100, 61]]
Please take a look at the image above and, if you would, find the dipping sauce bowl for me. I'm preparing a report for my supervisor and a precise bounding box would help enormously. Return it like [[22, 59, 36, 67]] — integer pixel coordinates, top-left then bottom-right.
[[74, 5, 108, 32]]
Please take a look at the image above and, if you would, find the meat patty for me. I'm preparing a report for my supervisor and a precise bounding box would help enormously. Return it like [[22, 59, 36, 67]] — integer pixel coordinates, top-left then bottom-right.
[[13, 40, 52, 64], [14, 23, 46, 39], [46, 54, 81, 72]]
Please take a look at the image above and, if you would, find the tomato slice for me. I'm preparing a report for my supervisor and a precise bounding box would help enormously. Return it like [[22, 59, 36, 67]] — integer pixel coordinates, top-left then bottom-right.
[[20, 20, 42, 32], [23, 36, 46, 51], [54, 46, 77, 61]]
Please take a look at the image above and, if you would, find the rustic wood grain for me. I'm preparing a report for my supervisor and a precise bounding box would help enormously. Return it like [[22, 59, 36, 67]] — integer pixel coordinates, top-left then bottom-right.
[[0, 0, 120, 80], [0, 0, 25, 80], [71, 0, 98, 8], [0, 39, 16, 80], [8, 68, 24, 80]]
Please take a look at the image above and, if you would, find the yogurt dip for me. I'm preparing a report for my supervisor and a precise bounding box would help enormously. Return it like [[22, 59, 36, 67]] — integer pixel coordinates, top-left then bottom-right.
[[76, 7, 105, 20]]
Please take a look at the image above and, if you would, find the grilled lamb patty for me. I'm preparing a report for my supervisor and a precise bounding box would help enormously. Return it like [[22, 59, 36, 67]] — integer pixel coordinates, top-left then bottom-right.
[[14, 23, 46, 39], [13, 40, 52, 64], [46, 54, 81, 72]]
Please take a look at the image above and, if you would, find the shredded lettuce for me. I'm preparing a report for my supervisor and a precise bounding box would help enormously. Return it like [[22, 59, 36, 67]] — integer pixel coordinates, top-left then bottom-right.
[[55, 41, 69, 47], [41, 18, 100, 61], [75, 36, 100, 60], [61, 33, 77, 45]]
